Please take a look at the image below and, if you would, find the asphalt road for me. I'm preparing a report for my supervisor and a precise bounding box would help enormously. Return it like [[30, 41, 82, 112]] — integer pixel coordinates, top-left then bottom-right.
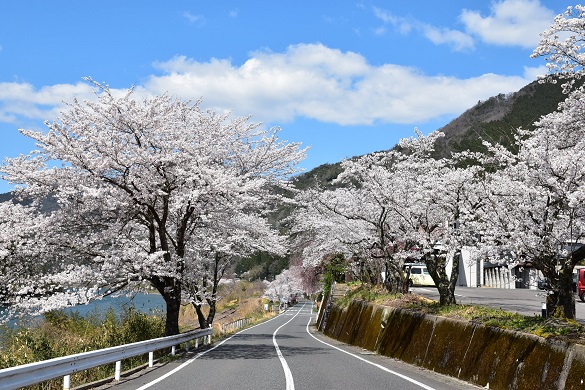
[[107, 301, 480, 390], [412, 286, 585, 320]]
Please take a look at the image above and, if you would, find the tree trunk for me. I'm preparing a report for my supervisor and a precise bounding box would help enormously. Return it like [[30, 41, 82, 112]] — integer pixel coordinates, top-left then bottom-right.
[[193, 303, 209, 329], [191, 300, 217, 329], [207, 301, 217, 326], [151, 276, 182, 336], [163, 294, 181, 336], [547, 267, 576, 319], [445, 251, 461, 305], [438, 284, 457, 305], [425, 252, 457, 306]]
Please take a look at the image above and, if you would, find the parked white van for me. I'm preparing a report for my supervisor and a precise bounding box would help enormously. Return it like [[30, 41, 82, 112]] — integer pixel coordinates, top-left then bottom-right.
[[405, 263, 435, 287]]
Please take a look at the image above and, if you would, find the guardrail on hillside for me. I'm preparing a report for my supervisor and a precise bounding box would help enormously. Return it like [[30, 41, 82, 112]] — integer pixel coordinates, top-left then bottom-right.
[[221, 317, 253, 334], [0, 327, 213, 390]]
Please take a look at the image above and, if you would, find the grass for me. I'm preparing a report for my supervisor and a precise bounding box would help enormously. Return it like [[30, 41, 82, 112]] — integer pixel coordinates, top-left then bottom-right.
[[338, 283, 585, 343], [178, 280, 276, 335], [0, 306, 166, 390], [0, 280, 276, 390]]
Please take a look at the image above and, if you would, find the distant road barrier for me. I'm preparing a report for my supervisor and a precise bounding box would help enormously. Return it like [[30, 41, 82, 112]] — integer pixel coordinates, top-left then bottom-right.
[[221, 317, 253, 334], [0, 327, 213, 390]]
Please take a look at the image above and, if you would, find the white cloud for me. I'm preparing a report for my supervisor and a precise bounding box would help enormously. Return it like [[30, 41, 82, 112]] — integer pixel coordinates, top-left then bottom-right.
[[0, 44, 536, 129], [373, 7, 412, 35], [373, 26, 386, 36], [183, 11, 205, 24], [460, 0, 555, 48], [422, 25, 474, 51], [373, 7, 398, 25], [373, 1, 556, 51], [146, 44, 531, 125], [0, 82, 95, 124], [372, 7, 472, 51], [523, 65, 548, 80]]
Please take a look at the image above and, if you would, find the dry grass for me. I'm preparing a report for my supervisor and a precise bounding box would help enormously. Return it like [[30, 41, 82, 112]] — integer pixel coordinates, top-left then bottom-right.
[[179, 280, 272, 332]]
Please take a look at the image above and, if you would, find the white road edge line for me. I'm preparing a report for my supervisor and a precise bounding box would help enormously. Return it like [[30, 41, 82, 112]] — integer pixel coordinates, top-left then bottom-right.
[[272, 303, 306, 390], [136, 313, 284, 390], [305, 315, 436, 390]]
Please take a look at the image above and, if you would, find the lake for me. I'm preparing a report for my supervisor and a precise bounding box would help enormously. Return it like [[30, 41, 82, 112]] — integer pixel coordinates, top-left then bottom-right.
[[2, 292, 166, 329]]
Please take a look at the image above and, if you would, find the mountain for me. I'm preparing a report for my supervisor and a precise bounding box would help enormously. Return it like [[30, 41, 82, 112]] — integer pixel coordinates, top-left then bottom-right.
[[293, 79, 572, 189], [432, 79, 571, 158], [0, 192, 11, 203]]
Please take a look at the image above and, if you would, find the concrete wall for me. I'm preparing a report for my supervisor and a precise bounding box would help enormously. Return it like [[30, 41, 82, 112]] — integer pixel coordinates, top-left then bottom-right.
[[320, 300, 585, 390]]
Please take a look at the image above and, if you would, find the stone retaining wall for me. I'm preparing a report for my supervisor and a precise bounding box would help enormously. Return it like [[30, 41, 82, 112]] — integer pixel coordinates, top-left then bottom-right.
[[319, 300, 585, 389]]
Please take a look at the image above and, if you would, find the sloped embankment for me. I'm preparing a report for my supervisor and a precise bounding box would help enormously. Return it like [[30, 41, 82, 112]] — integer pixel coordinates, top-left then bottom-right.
[[317, 299, 585, 390]]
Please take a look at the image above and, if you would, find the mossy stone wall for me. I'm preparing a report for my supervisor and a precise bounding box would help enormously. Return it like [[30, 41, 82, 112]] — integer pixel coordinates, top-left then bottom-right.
[[320, 300, 585, 390]]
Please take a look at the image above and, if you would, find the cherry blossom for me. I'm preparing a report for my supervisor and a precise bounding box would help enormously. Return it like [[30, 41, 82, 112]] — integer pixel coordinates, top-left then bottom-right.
[[0, 79, 306, 334]]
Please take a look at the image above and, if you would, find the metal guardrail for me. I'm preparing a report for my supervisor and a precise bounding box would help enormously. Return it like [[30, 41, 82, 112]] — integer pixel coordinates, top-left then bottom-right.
[[0, 327, 213, 390], [221, 317, 252, 334]]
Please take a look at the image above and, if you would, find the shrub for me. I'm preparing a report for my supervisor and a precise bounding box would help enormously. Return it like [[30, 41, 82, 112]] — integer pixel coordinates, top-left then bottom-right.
[[0, 306, 165, 389]]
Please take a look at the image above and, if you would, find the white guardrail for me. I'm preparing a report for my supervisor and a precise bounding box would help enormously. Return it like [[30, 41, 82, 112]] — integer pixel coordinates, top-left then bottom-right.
[[221, 317, 252, 334], [0, 327, 213, 390]]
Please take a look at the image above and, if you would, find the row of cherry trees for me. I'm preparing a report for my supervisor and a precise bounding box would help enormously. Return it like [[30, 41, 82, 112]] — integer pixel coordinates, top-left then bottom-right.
[[290, 130, 482, 306], [291, 117, 584, 317], [290, 5, 585, 317], [0, 79, 306, 335]]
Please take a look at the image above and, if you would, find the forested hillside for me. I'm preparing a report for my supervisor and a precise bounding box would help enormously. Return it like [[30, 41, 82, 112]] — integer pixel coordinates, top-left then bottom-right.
[[432, 79, 573, 158], [292, 79, 571, 190]]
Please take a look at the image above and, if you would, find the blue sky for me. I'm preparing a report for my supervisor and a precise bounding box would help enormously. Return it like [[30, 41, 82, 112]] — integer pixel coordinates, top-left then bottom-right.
[[0, 0, 569, 193]]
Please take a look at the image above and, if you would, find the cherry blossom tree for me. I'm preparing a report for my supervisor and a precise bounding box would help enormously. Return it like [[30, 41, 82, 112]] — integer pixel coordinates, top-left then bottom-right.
[[292, 130, 482, 304], [286, 235, 324, 297], [385, 132, 483, 304], [263, 267, 304, 304], [532, 5, 585, 92], [291, 184, 388, 287], [490, 3, 585, 318], [0, 79, 306, 335], [183, 210, 287, 329], [479, 87, 585, 319], [0, 201, 52, 317]]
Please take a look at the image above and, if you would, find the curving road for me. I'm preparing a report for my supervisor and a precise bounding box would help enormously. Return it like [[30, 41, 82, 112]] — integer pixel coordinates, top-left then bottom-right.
[[108, 300, 479, 390]]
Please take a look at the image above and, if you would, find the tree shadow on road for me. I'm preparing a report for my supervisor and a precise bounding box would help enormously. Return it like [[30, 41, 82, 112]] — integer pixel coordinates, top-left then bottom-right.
[[198, 342, 330, 360]]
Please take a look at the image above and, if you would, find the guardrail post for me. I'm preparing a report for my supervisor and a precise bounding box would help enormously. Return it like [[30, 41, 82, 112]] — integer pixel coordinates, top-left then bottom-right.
[[195, 338, 199, 348], [171, 345, 176, 355], [207, 334, 211, 344], [185, 340, 190, 352], [148, 352, 154, 367], [63, 374, 70, 390], [114, 361, 121, 381]]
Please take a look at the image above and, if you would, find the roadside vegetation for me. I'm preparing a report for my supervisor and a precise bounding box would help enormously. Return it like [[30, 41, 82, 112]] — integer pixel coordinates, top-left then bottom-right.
[[337, 283, 585, 343], [0, 280, 275, 390], [0, 307, 166, 389], [179, 280, 277, 335]]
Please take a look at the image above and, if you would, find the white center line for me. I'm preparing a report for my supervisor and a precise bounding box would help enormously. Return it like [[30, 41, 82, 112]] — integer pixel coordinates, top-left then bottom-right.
[[136, 315, 283, 390], [273, 303, 306, 390]]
